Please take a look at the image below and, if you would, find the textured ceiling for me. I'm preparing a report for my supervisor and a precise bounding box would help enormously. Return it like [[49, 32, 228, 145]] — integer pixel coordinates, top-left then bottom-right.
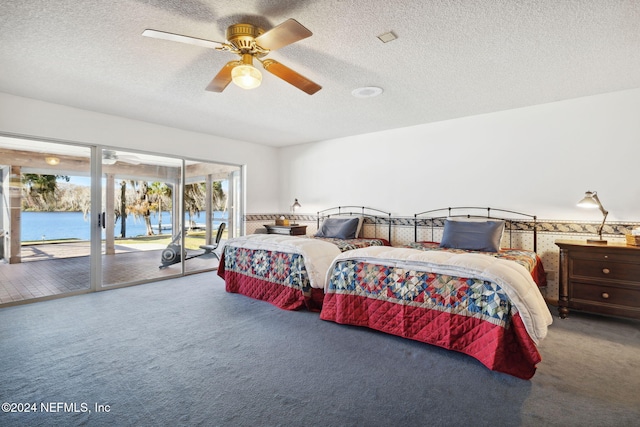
[[1, 0, 639, 147]]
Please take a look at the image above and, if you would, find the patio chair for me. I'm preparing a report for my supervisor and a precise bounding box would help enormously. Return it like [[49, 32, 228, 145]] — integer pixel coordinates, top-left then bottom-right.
[[199, 222, 225, 260]]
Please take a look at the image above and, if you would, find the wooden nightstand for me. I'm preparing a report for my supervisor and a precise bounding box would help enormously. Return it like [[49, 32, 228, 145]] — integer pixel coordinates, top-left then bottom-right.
[[263, 224, 307, 236], [556, 240, 640, 320]]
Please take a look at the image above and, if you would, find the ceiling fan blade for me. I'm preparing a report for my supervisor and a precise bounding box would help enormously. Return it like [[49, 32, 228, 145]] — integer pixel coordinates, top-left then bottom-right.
[[261, 59, 321, 95], [254, 19, 312, 51], [206, 61, 241, 92], [142, 29, 224, 49]]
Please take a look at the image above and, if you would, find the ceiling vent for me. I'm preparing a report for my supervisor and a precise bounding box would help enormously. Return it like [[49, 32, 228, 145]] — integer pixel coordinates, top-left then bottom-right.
[[377, 31, 397, 43]]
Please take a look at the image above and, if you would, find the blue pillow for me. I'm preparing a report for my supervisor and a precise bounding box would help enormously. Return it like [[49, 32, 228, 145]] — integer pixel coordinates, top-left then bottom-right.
[[439, 219, 505, 252], [315, 217, 360, 239]]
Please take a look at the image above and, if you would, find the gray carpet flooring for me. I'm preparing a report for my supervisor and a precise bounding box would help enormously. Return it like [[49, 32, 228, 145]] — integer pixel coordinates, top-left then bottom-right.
[[0, 272, 639, 427]]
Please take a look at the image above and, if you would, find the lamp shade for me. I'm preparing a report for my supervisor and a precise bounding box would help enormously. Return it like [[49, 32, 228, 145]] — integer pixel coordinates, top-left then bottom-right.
[[577, 191, 600, 208], [289, 198, 301, 226], [232, 64, 262, 90]]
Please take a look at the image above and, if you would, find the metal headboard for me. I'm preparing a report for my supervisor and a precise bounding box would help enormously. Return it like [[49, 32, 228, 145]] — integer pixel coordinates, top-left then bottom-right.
[[414, 207, 538, 252], [317, 206, 392, 244]]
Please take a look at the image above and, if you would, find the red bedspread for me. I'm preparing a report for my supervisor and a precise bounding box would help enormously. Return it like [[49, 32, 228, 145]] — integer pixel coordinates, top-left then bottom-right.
[[218, 253, 324, 311], [218, 236, 389, 311], [321, 292, 540, 379], [320, 250, 551, 379]]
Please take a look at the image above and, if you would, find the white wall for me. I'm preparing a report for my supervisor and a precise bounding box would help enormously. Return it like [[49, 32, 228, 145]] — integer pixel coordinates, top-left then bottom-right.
[[4, 88, 640, 222], [0, 92, 280, 213], [279, 88, 640, 221]]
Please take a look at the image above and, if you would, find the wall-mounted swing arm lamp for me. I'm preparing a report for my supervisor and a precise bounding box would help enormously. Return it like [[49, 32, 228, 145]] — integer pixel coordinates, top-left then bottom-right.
[[577, 191, 608, 244], [290, 198, 301, 226]]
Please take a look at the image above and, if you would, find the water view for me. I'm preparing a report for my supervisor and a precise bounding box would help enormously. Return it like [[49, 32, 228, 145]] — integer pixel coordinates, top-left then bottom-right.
[[20, 211, 228, 242]]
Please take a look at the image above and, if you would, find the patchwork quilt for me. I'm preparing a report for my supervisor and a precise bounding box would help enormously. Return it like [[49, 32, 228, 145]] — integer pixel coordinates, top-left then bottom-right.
[[320, 246, 552, 379], [218, 234, 389, 310], [405, 242, 547, 287]]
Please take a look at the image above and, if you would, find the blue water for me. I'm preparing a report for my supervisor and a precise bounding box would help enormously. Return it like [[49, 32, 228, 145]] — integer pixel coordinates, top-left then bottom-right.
[[20, 211, 228, 242]]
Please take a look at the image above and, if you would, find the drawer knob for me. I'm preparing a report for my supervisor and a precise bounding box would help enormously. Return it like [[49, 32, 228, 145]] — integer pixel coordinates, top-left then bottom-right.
[[602, 268, 611, 274], [601, 292, 610, 299]]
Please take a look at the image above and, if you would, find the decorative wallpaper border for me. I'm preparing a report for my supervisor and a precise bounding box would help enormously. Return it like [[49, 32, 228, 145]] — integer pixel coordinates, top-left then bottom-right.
[[246, 214, 639, 237]]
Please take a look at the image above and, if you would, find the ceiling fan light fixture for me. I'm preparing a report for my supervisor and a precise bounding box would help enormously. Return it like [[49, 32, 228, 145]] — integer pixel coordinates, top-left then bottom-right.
[[146, 19, 318, 94], [232, 64, 262, 90]]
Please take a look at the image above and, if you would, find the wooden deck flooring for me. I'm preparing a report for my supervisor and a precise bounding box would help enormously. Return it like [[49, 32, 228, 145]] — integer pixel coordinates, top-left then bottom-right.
[[0, 241, 221, 306]]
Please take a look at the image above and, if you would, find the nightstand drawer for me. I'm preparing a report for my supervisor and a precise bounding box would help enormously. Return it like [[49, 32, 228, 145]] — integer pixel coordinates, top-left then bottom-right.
[[571, 281, 640, 308], [268, 227, 294, 235], [556, 240, 640, 320], [571, 258, 640, 282], [263, 225, 307, 236]]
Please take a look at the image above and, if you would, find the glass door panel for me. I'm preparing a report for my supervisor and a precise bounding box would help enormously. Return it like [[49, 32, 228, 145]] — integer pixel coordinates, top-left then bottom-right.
[[0, 136, 92, 305], [229, 168, 244, 238], [182, 161, 239, 274], [101, 149, 183, 287]]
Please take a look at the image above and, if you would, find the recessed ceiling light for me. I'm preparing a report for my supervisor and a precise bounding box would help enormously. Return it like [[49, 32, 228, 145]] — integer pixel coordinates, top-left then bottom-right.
[[377, 31, 397, 43], [351, 86, 383, 98]]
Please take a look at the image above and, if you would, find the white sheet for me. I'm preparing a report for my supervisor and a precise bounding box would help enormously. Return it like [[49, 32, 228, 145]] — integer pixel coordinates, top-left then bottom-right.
[[222, 234, 342, 289], [325, 246, 553, 344]]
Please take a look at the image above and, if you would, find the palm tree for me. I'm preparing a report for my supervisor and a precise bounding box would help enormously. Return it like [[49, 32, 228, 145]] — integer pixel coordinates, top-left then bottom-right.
[[128, 180, 154, 236], [113, 180, 224, 236], [211, 181, 227, 211], [115, 180, 127, 237], [148, 182, 172, 234], [184, 182, 205, 229], [183, 181, 227, 228], [21, 174, 69, 211]]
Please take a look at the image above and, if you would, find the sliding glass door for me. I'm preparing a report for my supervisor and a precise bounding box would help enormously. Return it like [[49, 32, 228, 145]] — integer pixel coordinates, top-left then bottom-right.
[[0, 135, 244, 306], [0, 137, 93, 304], [100, 149, 183, 287], [100, 152, 242, 286], [183, 161, 237, 274]]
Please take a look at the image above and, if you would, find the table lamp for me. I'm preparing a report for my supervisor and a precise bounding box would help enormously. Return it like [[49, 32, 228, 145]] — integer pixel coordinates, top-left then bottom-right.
[[577, 191, 608, 244], [290, 198, 301, 226]]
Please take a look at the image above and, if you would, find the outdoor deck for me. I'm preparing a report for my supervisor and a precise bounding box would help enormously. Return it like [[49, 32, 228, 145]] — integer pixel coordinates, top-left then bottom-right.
[[0, 241, 221, 306]]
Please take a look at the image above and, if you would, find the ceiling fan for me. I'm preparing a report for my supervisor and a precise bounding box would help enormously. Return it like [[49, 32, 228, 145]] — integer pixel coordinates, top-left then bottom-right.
[[102, 150, 141, 165], [142, 18, 321, 95]]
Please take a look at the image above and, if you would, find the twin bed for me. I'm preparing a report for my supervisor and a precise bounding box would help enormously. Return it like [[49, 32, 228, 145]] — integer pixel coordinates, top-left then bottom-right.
[[218, 206, 552, 379], [218, 207, 392, 311]]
